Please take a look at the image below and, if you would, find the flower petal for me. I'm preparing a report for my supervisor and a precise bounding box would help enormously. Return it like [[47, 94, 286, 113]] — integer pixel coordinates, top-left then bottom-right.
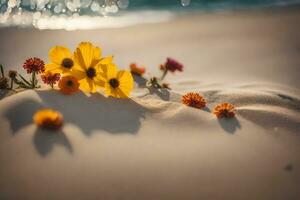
[[74, 42, 101, 69], [79, 78, 98, 93], [101, 63, 118, 80], [45, 63, 62, 73], [71, 69, 86, 80], [117, 70, 134, 96], [93, 76, 105, 87], [78, 78, 91, 93], [87, 79, 98, 93], [49, 46, 72, 65], [99, 56, 113, 65], [104, 82, 114, 96]]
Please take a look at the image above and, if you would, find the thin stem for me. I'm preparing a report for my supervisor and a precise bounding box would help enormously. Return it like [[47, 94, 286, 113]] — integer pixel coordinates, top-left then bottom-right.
[[0, 64, 4, 78], [10, 79, 13, 89], [50, 83, 54, 89], [160, 69, 168, 81], [18, 74, 31, 86], [31, 72, 36, 88]]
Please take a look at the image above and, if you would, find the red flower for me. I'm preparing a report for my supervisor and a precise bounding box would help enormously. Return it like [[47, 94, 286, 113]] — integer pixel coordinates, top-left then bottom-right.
[[41, 72, 60, 86], [162, 57, 183, 72], [23, 57, 45, 74]]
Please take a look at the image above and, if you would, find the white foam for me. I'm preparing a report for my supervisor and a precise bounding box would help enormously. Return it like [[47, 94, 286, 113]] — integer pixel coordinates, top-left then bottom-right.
[[0, 10, 174, 30]]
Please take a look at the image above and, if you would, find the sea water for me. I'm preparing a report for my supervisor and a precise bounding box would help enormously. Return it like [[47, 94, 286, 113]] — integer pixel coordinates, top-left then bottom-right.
[[0, 0, 299, 30]]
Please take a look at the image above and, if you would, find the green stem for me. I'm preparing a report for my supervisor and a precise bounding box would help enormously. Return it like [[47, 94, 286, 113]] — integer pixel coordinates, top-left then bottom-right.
[[10, 79, 13, 89], [0, 64, 4, 78], [31, 72, 36, 88], [18, 74, 31, 86], [160, 69, 168, 81], [50, 83, 54, 89]]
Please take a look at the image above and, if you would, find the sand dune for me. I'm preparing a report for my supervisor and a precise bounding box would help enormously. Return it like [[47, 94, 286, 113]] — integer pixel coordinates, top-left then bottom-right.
[[0, 80, 299, 199]]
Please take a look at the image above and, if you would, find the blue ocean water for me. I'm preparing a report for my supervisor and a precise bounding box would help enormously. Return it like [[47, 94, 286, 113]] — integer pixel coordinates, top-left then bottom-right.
[[1, 0, 300, 15], [0, 0, 299, 29], [128, 0, 300, 10]]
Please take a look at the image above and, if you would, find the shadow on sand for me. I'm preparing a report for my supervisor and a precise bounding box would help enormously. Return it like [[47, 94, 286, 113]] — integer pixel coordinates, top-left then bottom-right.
[[4, 90, 147, 155], [36, 90, 147, 136], [238, 109, 300, 133], [147, 87, 170, 101], [218, 117, 241, 134], [4, 98, 44, 134], [33, 128, 73, 156], [133, 74, 147, 88], [133, 74, 170, 101]]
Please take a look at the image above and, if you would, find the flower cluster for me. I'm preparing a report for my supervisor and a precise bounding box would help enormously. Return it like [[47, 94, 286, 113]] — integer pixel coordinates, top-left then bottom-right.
[[0, 61, 45, 90], [182, 92, 236, 118], [130, 57, 183, 90], [45, 42, 133, 98]]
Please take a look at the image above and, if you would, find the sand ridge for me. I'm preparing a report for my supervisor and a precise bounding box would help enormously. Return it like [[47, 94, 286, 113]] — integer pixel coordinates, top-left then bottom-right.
[[0, 81, 300, 199]]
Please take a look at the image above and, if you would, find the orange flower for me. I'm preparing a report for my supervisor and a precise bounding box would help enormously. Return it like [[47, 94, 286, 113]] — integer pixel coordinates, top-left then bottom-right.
[[58, 75, 80, 95], [33, 109, 63, 130], [182, 92, 206, 109], [213, 103, 236, 118], [130, 63, 145, 76]]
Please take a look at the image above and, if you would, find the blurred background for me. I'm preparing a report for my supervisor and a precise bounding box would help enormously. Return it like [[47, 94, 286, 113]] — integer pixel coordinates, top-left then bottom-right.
[[1, 0, 300, 29]]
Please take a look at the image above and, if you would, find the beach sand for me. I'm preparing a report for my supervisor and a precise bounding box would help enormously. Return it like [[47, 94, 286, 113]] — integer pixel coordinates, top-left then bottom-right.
[[0, 8, 300, 199]]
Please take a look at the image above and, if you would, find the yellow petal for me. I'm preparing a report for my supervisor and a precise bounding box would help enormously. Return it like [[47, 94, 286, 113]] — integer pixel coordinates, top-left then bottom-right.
[[99, 56, 113, 65], [101, 63, 118, 80], [78, 78, 90, 93], [115, 88, 129, 98], [93, 76, 105, 87], [49, 46, 72, 65], [104, 82, 114, 97], [74, 42, 101, 69], [104, 82, 127, 98], [45, 63, 62, 73], [87, 79, 98, 93], [117, 70, 134, 96], [79, 78, 98, 93], [71, 69, 86, 80]]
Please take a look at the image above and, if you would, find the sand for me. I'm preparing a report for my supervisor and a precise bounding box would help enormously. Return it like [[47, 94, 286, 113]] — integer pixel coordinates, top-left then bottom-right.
[[0, 7, 300, 200]]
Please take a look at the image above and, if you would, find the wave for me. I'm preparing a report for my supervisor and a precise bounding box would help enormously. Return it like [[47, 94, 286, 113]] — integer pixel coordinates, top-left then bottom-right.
[[1, 0, 300, 30]]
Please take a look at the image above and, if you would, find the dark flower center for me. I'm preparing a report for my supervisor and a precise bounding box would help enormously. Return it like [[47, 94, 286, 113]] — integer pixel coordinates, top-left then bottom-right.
[[109, 78, 119, 88], [66, 80, 73, 87], [86, 67, 96, 79], [222, 110, 230, 117], [62, 58, 74, 69]]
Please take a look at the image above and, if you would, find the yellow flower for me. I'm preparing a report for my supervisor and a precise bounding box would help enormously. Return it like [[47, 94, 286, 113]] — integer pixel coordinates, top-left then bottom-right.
[[45, 46, 76, 74], [33, 109, 63, 130], [71, 42, 112, 93], [101, 63, 134, 98]]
